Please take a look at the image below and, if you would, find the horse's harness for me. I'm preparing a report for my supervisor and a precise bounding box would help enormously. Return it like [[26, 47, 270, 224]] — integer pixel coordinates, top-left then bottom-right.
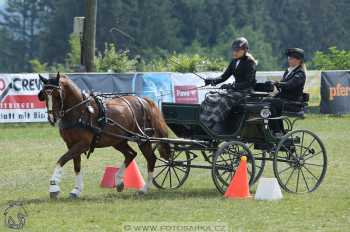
[[43, 84, 150, 159]]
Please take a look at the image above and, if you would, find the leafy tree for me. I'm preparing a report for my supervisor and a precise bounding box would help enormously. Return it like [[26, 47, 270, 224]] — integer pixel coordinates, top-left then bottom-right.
[[212, 24, 278, 70], [95, 43, 137, 73], [0, 0, 52, 71], [312, 47, 350, 70]]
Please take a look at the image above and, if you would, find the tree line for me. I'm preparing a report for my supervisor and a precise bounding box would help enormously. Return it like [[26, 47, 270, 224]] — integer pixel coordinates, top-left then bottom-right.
[[0, 0, 349, 73]]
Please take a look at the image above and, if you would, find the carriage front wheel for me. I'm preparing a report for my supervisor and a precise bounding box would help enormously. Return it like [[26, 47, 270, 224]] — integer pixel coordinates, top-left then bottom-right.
[[212, 141, 256, 194], [152, 148, 191, 189], [273, 129, 327, 193]]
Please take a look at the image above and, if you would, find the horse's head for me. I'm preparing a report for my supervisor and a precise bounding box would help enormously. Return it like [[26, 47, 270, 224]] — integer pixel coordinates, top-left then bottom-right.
[[38, 72, 65, 126]]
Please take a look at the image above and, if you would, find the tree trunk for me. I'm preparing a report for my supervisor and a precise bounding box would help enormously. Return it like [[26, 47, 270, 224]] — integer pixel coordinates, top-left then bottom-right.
[[83, 0, 97, 72]]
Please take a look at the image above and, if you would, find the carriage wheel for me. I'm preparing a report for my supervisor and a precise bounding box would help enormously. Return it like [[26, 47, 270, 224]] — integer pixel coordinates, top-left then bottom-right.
[[152, 149, 191, 189], [273, 130, 327, 193], [212, 141, 256, 194]]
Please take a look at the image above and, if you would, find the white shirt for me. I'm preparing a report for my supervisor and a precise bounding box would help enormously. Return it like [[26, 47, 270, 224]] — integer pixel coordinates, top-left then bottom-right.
[[235, 60, 240, 68], [285, 66, 297, 78]]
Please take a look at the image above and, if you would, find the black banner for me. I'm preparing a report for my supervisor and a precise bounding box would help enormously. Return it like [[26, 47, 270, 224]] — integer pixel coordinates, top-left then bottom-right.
[[320, 71, 350, 114], [69, 73, 137, 93]]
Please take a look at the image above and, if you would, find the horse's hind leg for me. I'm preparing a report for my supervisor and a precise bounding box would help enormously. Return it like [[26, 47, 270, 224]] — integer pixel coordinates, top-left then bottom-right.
[[69, 155, 83, 198], [113, 141, 137, 192], [138, 141, 156, 194]]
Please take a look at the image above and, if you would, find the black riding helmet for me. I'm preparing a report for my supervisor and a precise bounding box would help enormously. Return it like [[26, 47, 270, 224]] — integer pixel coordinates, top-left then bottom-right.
[[232, 37, 249, 50], [286, 48, 305, 60]]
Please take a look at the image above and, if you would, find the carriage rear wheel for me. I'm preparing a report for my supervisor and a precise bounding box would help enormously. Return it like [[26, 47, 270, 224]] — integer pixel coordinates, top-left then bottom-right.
[[273, 130, 327, 193], [212, 141, 256, 194], [152, 148, 191, 189]]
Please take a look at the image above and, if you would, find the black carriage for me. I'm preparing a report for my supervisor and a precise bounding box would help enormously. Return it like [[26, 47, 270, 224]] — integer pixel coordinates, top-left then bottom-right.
[[152, 90, 327, 194]]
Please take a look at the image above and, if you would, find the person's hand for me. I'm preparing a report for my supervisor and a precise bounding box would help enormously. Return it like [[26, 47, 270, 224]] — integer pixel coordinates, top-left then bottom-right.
[[274, 81, 281, 88]]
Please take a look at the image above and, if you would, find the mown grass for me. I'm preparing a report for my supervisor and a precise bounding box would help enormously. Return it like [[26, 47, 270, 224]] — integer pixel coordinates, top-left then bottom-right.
[[0, 116, 350, 232]]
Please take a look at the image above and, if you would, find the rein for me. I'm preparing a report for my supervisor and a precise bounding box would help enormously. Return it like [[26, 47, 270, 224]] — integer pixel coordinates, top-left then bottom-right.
[[43, 83, 92, 121]]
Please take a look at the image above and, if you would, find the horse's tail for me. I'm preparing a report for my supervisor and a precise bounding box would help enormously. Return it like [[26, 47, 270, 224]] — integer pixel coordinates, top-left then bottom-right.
[[144, 98, 171, 160]]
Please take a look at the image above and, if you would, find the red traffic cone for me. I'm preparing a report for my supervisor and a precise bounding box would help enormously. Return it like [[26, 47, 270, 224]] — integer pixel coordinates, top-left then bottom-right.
[[100, 160, 145, 190], [124, 160, 145, 190], [224, 156, 251, 199], [100, 166, 118, 188]]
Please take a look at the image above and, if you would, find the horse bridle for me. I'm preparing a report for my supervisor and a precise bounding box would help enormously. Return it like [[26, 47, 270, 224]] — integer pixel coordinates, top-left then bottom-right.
[[43, 84, 91, 123]]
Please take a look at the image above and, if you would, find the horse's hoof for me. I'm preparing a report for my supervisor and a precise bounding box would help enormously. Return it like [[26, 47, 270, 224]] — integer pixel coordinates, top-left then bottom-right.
[[69, 192, 79, 199], [137, 190, 146, 196], [116, 183, 124, 192], [50, 191, 60, 199]]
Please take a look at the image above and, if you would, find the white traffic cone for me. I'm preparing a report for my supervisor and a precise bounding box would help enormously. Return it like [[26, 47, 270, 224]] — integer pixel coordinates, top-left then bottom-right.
[[255, 177, 283, 200]]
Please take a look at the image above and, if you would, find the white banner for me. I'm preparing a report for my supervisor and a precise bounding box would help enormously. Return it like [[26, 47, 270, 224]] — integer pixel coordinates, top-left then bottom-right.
[[0, 74, 47, 123]]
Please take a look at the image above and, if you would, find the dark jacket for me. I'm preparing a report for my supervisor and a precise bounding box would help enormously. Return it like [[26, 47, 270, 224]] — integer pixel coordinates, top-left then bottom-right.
[[276, 65, 306, 101], [213, 55, 257, 90]]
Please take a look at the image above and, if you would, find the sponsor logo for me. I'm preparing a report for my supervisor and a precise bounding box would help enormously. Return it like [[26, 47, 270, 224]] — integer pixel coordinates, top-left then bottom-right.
[[9, 77, 43, 92], [3, 201, 28, 230], [174, 85, 198, 104], [329, 83, 350, 100]]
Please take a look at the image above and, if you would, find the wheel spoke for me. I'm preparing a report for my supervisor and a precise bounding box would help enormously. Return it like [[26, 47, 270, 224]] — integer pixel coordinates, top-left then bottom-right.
[[303, 151, 322, 161], [278, 165, 294, 175], [296, 168, 300, 192], [169, 167, 172, 188], [302, 165, 319, 181], [154, 166, 168, 180], [173, 166, 187, 173], [285, 168, 296, 187], [161, 168, 170, 186], [171, 166, 181, 184], [173, 151, 183, 160], [303, 162, 323, 167], [300, 168, 310, 192], [300, 132, 305, 155], [302, 137, 316, 157], [154, 164, 168, 168]]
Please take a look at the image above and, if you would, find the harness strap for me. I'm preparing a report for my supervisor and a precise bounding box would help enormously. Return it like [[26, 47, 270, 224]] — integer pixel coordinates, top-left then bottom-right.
[[86, 95, 107, 159], [119, 96, 148, 138]]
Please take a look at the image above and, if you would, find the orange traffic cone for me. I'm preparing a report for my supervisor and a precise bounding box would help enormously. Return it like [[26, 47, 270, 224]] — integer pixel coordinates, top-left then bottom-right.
[[123, 160, 145, 190], [100, 160, 145, 190], [224, 156, 251, 199]]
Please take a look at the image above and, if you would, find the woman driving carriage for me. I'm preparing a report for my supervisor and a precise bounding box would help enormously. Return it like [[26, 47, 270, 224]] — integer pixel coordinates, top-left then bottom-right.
[[268, 48, 307, 133], [204, 37, 257, 90], [201, 37, 257, 133]]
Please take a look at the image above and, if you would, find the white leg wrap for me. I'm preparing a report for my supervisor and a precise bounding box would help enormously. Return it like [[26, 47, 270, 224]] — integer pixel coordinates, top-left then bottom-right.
[[140, 172, 153, 193], [49, 165, 63, 193], [115, 163, 125, 186], [70, 172, 83, 196]]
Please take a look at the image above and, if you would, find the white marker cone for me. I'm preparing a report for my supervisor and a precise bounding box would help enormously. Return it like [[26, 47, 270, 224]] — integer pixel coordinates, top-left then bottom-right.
[[255, 177, 283, 200]]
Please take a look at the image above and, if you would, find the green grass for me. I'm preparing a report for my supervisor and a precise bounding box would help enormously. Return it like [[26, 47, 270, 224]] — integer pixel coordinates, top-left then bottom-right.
[[0, 116, 350, 232]]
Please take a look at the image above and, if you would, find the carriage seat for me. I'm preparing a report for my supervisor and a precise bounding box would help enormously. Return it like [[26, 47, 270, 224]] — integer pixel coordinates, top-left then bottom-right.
[[282, 93, 309, 118], [247, 82, 275, 98]]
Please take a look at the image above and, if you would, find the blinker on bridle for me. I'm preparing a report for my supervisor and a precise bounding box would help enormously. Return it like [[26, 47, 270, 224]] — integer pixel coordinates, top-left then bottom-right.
[[43, 84, 65, 120]]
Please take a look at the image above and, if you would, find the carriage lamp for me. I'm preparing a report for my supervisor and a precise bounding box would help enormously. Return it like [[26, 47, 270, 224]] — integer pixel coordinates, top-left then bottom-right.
[[260, 106, 271, 119]]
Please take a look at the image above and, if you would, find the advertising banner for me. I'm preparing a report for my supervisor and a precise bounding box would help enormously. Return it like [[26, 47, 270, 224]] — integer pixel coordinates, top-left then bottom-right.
[[320, 71, 350, 114], [0, 70, 328, 123], [0, 74, 47, 123]]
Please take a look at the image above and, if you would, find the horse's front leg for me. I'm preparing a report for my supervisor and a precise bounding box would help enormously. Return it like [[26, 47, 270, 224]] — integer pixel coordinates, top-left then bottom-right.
[[69, 155, 83, 198], [49, 142, 89, 199]]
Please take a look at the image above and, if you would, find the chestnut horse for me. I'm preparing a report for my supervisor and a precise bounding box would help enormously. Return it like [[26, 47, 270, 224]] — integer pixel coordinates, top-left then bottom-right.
[[38, 73, 170, 198]]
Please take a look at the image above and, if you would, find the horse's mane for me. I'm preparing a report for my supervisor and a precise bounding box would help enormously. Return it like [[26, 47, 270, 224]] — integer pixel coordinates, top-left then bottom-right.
[[59, 74, 82, 97]]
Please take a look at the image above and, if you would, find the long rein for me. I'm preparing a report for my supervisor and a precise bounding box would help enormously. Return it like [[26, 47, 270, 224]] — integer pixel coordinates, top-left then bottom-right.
[[46, 84, 152, 141]]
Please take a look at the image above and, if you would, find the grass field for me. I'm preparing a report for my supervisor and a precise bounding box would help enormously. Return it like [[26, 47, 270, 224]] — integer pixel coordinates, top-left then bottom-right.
[[0, 115, 350, 232]]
